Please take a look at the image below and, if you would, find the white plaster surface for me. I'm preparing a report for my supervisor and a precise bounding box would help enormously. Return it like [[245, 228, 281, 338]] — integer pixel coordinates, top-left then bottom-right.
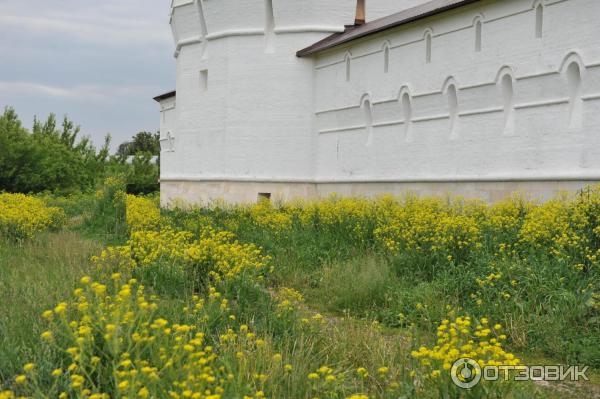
[[158, 0, 600, 205]]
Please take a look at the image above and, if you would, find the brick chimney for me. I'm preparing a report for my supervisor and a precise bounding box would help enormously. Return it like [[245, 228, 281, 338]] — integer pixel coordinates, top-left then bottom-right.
[[355, 0, 365, 25]]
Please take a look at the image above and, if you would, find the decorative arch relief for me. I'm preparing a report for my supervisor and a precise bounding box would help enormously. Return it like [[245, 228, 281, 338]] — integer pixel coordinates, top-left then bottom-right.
[[534, 0, 544, 38], [561, 52, 585, 129], [473, 15, 483, 52], [160, 131, 176, 152], [443, 77, 460, 139], [344, 51, 352, 82], [399, 86, 413, 142], [496, 66, 516, 136], [316, 53, 597, 139], [360, 94, 374, 146], [382, 41, 391, 73], [423, 29, 433, 64]]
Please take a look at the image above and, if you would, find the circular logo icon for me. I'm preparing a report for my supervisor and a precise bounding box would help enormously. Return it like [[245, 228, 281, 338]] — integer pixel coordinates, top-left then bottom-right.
[[451, 358, 482, 388]]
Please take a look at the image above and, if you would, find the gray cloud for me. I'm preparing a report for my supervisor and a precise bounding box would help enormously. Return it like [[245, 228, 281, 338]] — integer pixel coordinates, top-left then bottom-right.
[[0, 81, 162, 102], [0, 0, 175, 150]]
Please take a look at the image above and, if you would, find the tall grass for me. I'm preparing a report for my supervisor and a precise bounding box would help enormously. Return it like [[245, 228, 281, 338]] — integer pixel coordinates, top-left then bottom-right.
[[2, 186, 599, 398], [163, 188, 600, 368], [0, 232, 102, 380], [306, 256, 394, 315]]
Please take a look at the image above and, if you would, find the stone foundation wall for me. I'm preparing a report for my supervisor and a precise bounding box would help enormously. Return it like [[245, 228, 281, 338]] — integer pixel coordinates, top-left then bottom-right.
[[160, 179, 600, 207]]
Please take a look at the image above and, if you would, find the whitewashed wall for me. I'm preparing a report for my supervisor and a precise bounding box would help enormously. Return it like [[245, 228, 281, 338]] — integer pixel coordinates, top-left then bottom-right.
[[161, 0, 409, 204], [313, 0, 600, 185], [160, 0, 600, 205]]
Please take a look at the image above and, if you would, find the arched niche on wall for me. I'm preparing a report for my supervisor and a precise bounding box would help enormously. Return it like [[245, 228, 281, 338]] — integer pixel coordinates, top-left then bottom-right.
[[473, 15, 483, 52], [443, 77, 460, 139], [344, 52, 352, 82], [398, 86, 413, 142], [423, 29, 433, 64], [534, 1, 544, 38], [496, 66, 516, 136], [560, 52, 585, 129], [382, 41, 391, 73], [360, 93, 374, 146]]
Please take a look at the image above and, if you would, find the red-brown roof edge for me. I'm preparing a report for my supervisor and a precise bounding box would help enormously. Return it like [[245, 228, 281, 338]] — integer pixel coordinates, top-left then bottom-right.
[[297, 0, 481, 57], [153, 90, 176, 102]]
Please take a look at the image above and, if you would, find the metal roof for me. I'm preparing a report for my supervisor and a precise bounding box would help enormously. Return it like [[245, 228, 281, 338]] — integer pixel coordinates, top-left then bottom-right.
[[297, 0, 481, 57], [153, 90, 176, 102]]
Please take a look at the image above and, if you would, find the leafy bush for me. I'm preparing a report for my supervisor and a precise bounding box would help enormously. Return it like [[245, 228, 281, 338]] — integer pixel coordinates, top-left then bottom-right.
[[125, 194, 160, 232], [93, 225, 271, 286], [0, 193, 65, 240], [10, 276, 270, 398], [411, 316, 520, 398]]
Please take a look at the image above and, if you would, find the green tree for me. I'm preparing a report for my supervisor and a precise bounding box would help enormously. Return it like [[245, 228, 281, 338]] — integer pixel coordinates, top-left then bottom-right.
[[0, 107, 112, 194], [117, 131, 160, 157], [126, 152, 159, 195]]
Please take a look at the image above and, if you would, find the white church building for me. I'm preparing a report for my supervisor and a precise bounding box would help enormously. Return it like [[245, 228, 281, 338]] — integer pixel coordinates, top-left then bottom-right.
[[155, 0, 600, 205]]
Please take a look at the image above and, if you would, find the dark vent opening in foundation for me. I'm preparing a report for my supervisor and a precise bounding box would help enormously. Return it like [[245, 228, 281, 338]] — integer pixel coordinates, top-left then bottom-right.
[[258, 192, 272, 202]]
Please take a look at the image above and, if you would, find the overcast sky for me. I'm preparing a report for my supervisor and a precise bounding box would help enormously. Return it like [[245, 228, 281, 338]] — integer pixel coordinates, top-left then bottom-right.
[[0, 0, 174, 150]]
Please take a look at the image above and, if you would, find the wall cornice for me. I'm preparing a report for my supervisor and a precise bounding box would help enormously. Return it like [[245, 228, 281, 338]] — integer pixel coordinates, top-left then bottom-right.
[[160, 172, 600, 184], [174, 25, 346, 49]]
